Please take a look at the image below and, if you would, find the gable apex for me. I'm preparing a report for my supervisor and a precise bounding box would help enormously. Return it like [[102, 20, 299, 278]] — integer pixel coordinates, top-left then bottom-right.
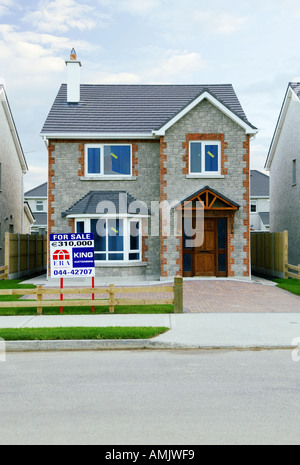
[[153, 89, 258, 137]]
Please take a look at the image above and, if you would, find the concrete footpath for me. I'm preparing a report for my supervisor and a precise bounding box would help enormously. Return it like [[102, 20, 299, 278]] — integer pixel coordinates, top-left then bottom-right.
[[1, 313, 300, 352]]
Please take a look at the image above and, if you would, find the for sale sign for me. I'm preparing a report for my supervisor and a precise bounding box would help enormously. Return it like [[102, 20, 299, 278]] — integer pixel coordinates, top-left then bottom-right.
[[50, 233, 95, 278]]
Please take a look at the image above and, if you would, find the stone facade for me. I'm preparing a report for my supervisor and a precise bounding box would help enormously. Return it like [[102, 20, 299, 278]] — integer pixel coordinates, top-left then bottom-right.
[[48, 100, 251, 280], [48, 139, 161, 279], [160, 99, 250, 279]]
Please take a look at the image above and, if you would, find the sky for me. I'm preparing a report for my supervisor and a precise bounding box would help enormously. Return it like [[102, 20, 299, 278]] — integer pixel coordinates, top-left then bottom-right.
[[1, 0, 300, 192]]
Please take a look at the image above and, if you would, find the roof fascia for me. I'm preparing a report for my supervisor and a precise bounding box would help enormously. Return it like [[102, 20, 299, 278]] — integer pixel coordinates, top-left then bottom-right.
[[24, 202, 35, 224], [40, 132, 157, 140], [153, 91, 258, 136], [265, 85, 296, 171], [0, 87, 28, 173]]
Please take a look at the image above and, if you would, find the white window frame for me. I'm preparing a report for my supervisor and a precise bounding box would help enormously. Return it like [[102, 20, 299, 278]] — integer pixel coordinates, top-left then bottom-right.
[[36, 200, 44, 212], [85, 144, 132, 178], [251, 200, 257, 213], [189, 141, 221, 176], [75, 217, 142, 264]]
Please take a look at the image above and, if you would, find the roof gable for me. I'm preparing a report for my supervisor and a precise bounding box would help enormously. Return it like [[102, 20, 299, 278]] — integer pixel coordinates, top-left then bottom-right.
[[0, 85, 27, 173], [177, 186, 240, 211], [154, 89, 257, 136], [265, 83, 299, 170], [25, 182, 48, 198]]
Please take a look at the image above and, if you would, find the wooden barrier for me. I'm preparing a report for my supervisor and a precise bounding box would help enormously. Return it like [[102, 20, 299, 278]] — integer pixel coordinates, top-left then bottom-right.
[[4, 232, 47, 279], [286, 263, 300, 281], [0, 265, 8, 281], [251, 230, 288, 279], [0, 277, 183, 314]]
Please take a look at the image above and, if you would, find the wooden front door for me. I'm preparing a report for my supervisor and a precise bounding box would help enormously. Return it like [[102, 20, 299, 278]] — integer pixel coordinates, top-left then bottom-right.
[[183, 217, 228, 277], [194, 219, 216, 276]]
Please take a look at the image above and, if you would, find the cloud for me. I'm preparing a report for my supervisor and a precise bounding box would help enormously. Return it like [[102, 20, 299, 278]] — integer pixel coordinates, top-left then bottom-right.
[[0, 0, 15, 16], [146, 51, 207, 83], [23, 0, 109, 33], [98, 0, 160, 15]]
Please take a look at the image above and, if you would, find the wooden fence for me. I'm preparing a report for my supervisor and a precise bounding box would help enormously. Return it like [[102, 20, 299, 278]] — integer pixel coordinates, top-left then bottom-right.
[[0, 265, 8, 281], [251, 230, 288, 279], [0, 276, 183, 314], [3, 232, 47, 279], [286, 263, 300, 281]]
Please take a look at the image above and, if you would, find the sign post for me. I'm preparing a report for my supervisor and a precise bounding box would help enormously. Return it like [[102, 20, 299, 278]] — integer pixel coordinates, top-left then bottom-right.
[[49, 233, 95, 313]]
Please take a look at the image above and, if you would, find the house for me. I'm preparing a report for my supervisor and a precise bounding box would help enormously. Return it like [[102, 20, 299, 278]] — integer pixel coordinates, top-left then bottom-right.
[[0, 85, 31, 265], [24, 182, 48, 234], [41, 50, 257, 280], [250, 170, 270, 231], [265, 83, 300, 266]]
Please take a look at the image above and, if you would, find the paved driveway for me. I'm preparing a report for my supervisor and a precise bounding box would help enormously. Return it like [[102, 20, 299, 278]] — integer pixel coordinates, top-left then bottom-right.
[[183, 279, 300, 313], [23, 276, 300, 314]]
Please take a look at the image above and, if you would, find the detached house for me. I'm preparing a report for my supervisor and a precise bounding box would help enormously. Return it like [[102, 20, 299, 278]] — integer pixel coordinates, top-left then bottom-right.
[[41, 51, 257, 280], [265, 82, 300, 266], [0, 85, 31, 265]]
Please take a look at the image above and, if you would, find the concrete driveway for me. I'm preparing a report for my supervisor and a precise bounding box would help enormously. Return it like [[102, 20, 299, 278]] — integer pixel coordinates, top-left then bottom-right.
[[183, 279, 300, 313]]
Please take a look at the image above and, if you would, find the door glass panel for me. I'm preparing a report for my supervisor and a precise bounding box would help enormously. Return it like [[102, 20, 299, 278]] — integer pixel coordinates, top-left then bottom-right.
[[218, 253, 227, 272], [218, 218, 226, 250], [183, 254, 192, 272]]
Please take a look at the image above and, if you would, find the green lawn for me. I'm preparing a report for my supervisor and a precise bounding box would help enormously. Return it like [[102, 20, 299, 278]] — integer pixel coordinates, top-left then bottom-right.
[[274, 278, 300, 296], [0, 326, 169, 341], [0, 280, 174, 315]]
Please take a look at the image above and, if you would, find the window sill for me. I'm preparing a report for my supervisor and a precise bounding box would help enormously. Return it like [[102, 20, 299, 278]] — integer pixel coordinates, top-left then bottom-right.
[[81, 176, 137, 181], [186, 174, 225, 179], [95, 262, 147, 267]]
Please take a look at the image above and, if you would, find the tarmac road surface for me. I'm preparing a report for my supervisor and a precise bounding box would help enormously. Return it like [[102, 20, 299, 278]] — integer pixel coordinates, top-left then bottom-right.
[[0, 349, 300, 445]]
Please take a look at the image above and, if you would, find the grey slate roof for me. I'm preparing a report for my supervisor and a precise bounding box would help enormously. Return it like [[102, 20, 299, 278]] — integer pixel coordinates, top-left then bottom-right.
[[62, 191, 148, 217], [32, 212, 48, 226], [250, 170, 270, 197], [41, 84, 256, 135], [289, 82, 300, 98], [25, 182, 47, 198]]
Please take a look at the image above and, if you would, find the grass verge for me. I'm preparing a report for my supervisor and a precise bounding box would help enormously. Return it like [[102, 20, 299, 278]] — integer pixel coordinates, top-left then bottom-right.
[[274, 278, 300, 296], [0, 326, 169, 341]]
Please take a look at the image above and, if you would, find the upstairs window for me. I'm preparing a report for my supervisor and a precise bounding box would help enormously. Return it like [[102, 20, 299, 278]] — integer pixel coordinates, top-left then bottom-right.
[[36, 201, 44, 212], [189, 141, 220, 175], [251, 200, 257, 213], [86, 144, 132, 177]]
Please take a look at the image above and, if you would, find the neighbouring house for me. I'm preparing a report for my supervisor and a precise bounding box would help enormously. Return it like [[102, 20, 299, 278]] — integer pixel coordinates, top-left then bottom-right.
[[41, 50, 257, 280], [265, 83, 300, 266], [0, 85, 32, 265], [250, 170, 270, 231], [24, 182, 48, 234]]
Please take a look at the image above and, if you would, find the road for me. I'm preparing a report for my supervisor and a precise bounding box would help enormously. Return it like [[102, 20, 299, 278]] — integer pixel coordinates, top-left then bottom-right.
[[0, 350, 300, 445]]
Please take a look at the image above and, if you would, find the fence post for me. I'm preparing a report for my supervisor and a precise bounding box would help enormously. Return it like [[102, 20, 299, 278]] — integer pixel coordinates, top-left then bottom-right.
[[4, 232, 9, 279], [109, 284, 115, 314], [174, 276, 183, 313], [284, 230, 289, 279], [37, 285, 43, 315]]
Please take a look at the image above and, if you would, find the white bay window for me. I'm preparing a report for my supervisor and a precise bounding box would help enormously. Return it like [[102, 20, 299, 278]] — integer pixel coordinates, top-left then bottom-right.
[[75, 217, 142, 263]]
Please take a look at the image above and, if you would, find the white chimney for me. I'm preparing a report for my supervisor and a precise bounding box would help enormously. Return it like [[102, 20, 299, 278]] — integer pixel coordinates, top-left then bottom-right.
[[65, 48, 82, 103]]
